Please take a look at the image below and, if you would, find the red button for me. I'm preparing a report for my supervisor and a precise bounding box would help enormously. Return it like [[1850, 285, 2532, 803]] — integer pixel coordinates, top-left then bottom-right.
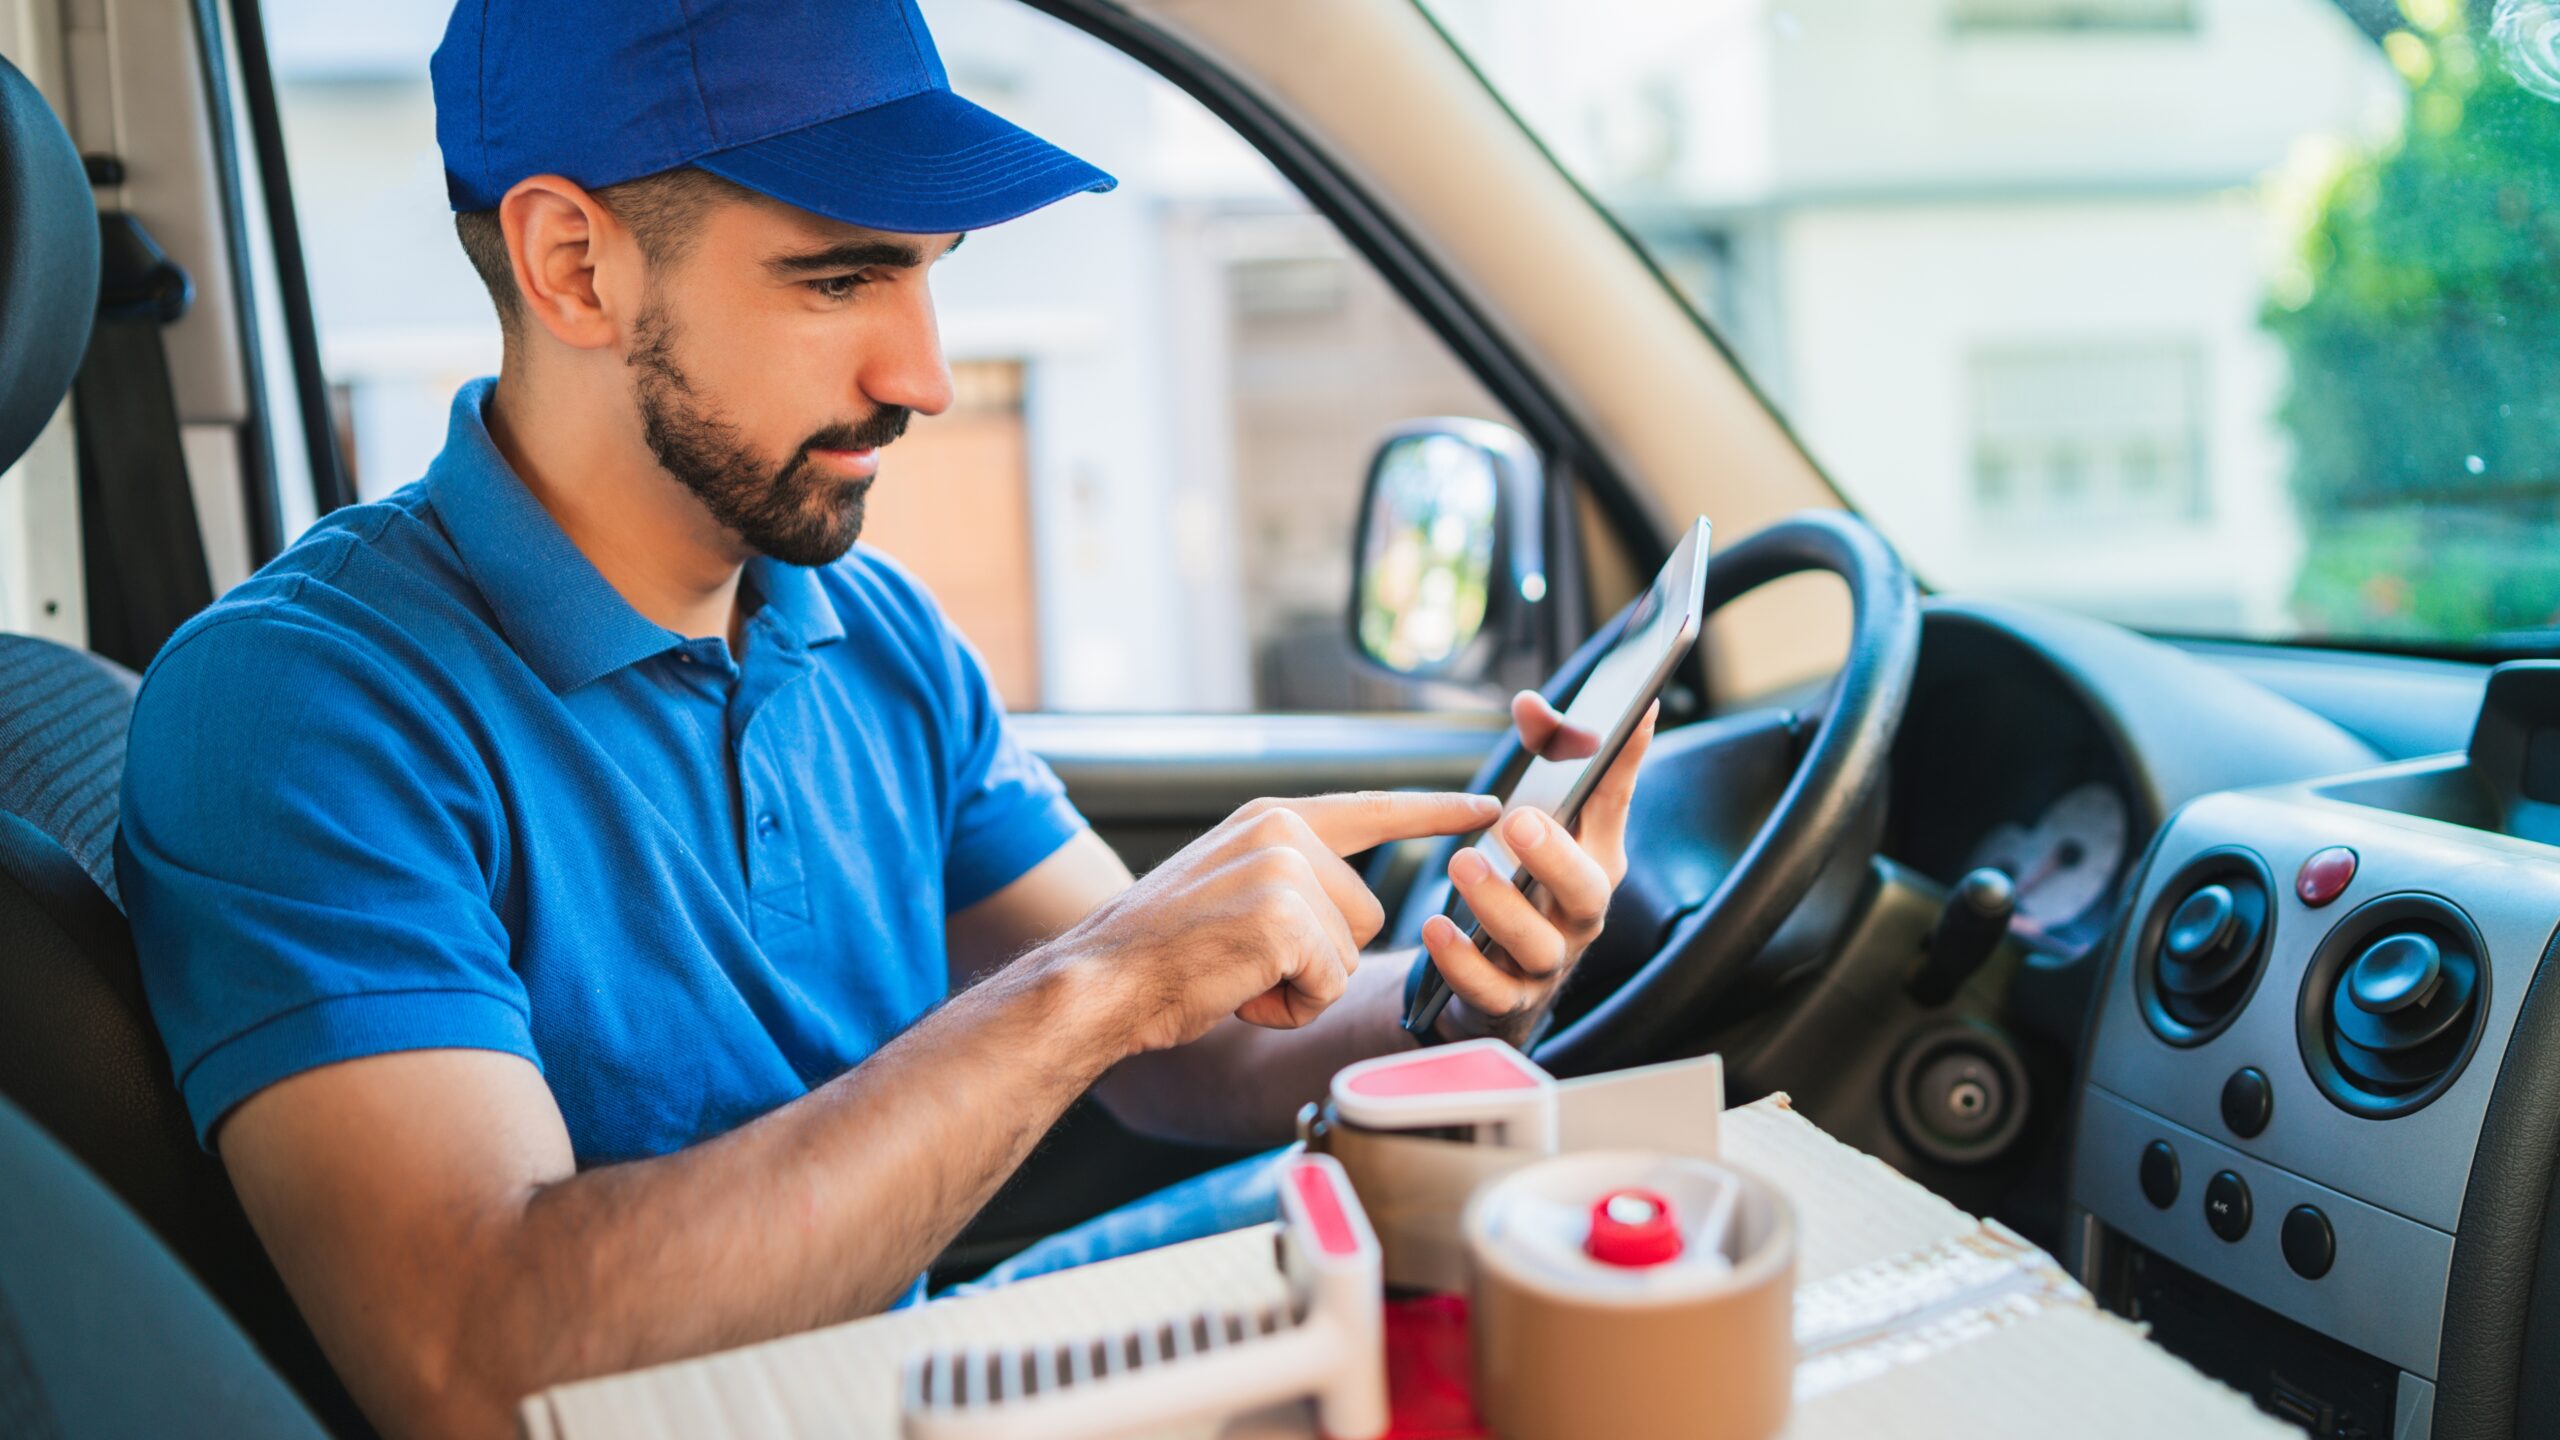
[[1585, 1188, 1683, 1268], [2297, 847, 2357, 908]]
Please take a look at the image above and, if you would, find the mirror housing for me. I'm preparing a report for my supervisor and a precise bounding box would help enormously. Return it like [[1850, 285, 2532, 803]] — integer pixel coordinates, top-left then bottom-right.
[[1348, 417, 1554, 691]]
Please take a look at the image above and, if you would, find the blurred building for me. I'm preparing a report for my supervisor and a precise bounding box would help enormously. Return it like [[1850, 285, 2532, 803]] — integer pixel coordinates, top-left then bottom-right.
[[1432, 0, 2403, 634]]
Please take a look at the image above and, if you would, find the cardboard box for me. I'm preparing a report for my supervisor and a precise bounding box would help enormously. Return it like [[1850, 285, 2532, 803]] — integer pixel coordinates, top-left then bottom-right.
[[521, 1096, 2287, 1439]]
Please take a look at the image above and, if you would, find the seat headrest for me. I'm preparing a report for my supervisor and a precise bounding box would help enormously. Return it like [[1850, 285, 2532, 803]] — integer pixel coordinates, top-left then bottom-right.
[[0, 54, 99, 476]]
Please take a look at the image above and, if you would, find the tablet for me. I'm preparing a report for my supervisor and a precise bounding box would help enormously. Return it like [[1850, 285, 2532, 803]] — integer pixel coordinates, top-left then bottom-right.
[[1402, 516, 1711, 1037]]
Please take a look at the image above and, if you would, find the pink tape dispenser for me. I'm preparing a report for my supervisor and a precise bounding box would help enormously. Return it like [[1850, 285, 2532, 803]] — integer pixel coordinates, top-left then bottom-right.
[[898, 1152, 1388, 1440]]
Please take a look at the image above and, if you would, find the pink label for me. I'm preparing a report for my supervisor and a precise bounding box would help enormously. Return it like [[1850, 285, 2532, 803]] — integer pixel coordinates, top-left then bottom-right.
[[1340, 1048, 1541, 1099], [1291, 1161, 1361, 1258]]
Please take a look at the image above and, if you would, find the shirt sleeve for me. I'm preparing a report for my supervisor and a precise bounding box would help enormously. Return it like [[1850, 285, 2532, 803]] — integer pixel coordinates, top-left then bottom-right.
[[854, 555, 1087, 912], [942, 673, 1085, 912], [116, 603, 534, 1149]]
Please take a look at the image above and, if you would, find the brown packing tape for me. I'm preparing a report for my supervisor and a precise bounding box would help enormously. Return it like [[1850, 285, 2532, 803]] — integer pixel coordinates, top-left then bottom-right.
[[1310, 1119, 1536, 1293], [1464, 1156, 1796, 1440], [1309, 1051, 1724, 1294]]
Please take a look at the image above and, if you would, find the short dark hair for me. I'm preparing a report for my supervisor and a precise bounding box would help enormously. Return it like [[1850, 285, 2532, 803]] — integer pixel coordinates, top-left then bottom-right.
[[453, 167, 760, 336]]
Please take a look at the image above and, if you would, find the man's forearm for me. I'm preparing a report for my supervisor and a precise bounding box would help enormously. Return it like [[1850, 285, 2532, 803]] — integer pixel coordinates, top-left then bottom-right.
[[1092, 947, 1424, 1147], [444, 955, 1127, 1429]]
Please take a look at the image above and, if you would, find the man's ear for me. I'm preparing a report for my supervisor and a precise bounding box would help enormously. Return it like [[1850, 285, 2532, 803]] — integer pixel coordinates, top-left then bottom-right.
[[498, 175, 641, 352]]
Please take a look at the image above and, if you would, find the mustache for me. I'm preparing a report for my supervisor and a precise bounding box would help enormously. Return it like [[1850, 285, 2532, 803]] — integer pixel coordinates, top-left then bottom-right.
[[794, 406, 911, 465]]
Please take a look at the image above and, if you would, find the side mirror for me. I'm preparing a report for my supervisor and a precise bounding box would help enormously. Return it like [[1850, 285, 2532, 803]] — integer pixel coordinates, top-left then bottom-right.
[[1348, 418, 1553, 689]]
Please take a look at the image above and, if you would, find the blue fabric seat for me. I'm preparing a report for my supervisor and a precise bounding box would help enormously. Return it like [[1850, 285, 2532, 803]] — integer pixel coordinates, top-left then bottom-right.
[[0, 635, 136, 903], [0, 1090, 324, 1438]]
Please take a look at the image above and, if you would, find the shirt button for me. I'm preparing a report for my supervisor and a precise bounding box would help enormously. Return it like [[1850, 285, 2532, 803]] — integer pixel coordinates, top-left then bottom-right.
[[755, 812, 780, 839]]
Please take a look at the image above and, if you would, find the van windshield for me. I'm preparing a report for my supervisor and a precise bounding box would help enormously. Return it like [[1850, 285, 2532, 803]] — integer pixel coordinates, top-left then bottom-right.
[[1425, 0, 2560, 653]]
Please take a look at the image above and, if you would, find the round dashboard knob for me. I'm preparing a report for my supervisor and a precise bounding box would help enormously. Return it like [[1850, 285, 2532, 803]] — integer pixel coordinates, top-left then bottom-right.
[[2347, 932, 2442, 1015], [2165, 885, 2237, 963]]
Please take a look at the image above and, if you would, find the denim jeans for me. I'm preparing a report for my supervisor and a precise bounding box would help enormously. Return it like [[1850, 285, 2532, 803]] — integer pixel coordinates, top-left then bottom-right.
[[943, 1145, 1294, 1297]]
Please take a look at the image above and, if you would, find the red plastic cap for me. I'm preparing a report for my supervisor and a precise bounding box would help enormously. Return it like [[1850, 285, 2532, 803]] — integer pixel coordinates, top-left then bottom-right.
[[1584, 1188, 1683, 1268], [2297, 847, 2358, 908]]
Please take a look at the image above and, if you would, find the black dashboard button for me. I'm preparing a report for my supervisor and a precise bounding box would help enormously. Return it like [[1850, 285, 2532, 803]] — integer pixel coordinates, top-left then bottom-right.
[[2282, 1204, 2335, 1280], [2205, 1170, 2252, 1241], [2140, 1139, 2180, 1209], [2221, 1066, 2272, 1138]]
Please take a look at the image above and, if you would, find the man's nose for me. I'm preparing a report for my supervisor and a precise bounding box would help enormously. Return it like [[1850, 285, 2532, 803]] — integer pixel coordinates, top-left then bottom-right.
[[859, 282, 955, 419]]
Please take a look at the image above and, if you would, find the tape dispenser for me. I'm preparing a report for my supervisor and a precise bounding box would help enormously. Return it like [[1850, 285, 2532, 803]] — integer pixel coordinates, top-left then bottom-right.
[[1302, 1037, 1724, 1293], [1465, 1150, 1795, 1440], [898, 1151, 1388, 1440]]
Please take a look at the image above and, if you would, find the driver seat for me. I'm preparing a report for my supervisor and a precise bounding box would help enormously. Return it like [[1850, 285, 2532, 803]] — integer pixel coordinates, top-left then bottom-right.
[[0, 51, 366, 1436]]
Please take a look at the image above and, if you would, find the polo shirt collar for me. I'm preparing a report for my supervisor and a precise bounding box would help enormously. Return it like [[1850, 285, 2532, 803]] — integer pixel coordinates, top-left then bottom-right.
[[425, 380, 849, 692], [426, 379, 682, 694], [745, 554, 846, 651]]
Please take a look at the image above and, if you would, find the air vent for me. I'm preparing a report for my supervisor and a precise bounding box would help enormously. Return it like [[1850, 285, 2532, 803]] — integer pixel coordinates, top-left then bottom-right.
[[2298, 895, 2491, 1119], [2135, 849, 2275, 1045]]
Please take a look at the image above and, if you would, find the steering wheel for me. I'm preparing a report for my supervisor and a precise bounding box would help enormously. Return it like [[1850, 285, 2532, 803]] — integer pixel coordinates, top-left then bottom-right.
[[1387, 509, 1921, 1075]]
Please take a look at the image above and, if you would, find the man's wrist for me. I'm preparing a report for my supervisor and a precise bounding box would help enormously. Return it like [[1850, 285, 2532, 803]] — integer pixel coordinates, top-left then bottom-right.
[[999, 941, 1148, 1073], [1435, 997, 1552, 1050]]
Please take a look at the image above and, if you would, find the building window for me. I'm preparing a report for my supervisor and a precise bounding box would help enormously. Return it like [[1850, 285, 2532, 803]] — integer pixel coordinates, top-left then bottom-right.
[[1950, 0, 2195, 33], [1970, 345, 2206, 527]]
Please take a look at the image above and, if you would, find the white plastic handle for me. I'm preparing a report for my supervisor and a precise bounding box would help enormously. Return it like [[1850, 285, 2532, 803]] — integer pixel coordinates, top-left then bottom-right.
[[900, 1153, 1387, 1440]]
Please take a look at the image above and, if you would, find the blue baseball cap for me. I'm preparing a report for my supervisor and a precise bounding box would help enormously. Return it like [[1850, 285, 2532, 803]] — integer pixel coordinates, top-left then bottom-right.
[[430, 0, 1116, 234]]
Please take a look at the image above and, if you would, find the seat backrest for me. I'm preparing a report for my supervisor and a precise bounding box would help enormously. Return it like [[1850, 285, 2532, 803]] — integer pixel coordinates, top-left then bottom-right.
[[0, 804, 372, 1436], [0, 1089, 326, 1439], [0, 636, 137, 901]]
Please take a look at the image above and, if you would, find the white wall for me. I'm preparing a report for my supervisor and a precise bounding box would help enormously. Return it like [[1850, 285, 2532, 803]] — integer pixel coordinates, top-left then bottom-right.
[[1779, 193, 2304, 630], [1767, 0, 2401, 193]]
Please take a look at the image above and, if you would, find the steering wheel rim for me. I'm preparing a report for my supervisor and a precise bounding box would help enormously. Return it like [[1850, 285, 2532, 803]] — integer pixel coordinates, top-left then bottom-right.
[[1392, 509, 1921, 1074]]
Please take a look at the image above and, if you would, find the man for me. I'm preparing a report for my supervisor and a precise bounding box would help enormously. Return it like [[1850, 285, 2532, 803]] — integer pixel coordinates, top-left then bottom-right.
[[116, 2, 1653, 1437]]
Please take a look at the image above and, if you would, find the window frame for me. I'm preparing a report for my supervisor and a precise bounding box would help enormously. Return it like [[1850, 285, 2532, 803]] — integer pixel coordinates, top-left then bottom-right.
[[215, 0, 355, 540], [221, 0, 1667, 682]]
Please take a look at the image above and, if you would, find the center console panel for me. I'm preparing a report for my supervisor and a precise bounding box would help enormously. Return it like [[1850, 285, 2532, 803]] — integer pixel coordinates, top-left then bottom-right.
[[2068, 662, 2560, 1440]]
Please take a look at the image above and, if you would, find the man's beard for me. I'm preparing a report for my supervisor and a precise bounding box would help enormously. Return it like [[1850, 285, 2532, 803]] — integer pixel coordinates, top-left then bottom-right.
[[626, 300, 909, 567]]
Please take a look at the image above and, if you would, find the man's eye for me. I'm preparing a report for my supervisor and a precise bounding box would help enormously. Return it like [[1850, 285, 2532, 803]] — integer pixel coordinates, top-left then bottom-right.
[[807, 273, 871, 301]]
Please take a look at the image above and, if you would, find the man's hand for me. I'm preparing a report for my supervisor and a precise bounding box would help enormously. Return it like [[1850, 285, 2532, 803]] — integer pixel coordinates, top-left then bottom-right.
[[1052, 790, 1499, 1056], [1425, 691, 1657, 1044]]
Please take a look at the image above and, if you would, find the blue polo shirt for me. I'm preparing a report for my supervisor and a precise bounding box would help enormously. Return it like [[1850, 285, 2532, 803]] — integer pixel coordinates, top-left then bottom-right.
[[117, 378, 1086, 1162]]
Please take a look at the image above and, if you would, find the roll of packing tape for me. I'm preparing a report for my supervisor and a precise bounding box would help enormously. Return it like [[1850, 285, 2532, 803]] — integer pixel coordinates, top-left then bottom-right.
[[1463, 1151, 1795, 1440]]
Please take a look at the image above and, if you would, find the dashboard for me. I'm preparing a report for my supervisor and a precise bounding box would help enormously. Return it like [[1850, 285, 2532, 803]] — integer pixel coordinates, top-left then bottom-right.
[[1877, 602, 2384, 968], [1884, 619, 2146, 959], [1871, 599, 2560, 1437]]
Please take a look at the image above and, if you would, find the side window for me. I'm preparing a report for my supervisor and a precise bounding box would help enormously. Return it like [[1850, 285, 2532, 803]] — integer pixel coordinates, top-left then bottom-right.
[[266, 0, 1524, 714]]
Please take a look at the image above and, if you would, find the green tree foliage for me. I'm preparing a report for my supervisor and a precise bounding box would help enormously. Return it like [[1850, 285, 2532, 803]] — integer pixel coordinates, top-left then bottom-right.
[[2267, 6, 2560, 642]]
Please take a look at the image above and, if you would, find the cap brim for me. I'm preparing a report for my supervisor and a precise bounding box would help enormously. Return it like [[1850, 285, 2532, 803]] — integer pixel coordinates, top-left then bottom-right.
[[695, 87, 1116, 235]]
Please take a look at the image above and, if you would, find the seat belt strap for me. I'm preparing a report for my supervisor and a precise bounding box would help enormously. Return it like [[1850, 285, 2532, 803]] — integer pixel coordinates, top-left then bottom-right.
[[70, 211, 213, 673]]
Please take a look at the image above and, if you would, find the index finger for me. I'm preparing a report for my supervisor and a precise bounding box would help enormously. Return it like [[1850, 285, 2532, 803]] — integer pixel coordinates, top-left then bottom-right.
[[1512, 691, 1602, 761], [1571, 702, 1656, 866], [1286, 790, 1500, 856]]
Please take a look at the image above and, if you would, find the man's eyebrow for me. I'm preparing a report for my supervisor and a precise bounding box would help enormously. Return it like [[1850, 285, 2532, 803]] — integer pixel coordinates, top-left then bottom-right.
[[765, 239, 926, 276], [765, 233, 968, 276]]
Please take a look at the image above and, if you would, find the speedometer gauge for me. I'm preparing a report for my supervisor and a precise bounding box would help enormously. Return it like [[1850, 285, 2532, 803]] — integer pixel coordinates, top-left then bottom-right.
[[1965, 782, 2130, 935]]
